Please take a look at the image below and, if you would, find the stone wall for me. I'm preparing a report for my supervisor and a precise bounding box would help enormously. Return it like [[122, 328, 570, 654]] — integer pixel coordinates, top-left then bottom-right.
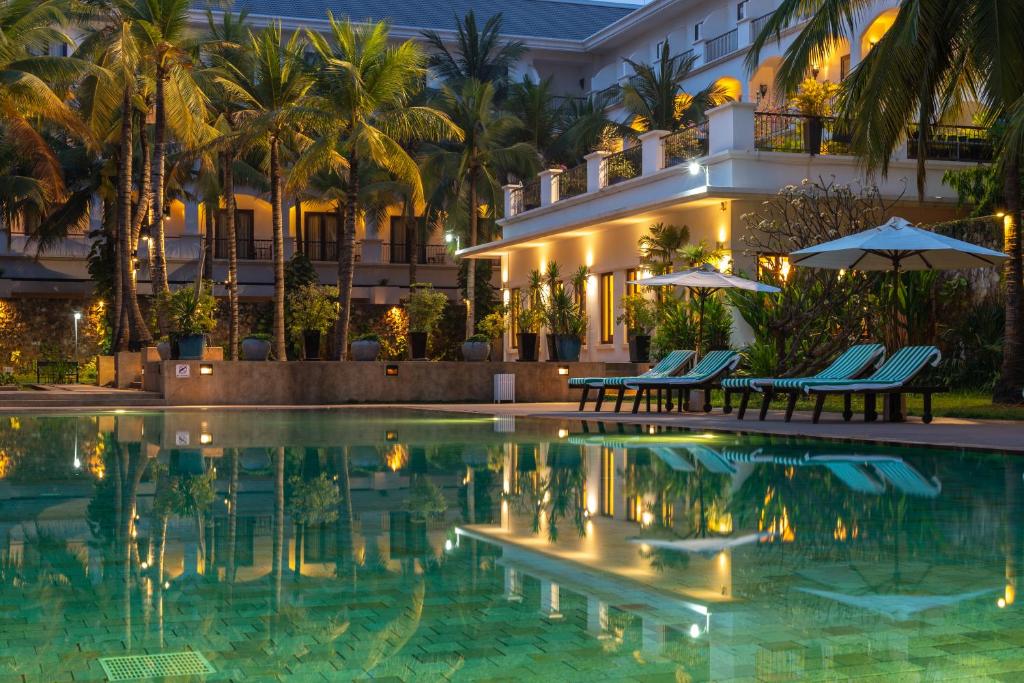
[[0, 298, 106, 376]]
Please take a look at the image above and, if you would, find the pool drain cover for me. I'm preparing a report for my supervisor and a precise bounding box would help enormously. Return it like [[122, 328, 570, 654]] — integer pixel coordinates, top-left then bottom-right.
[[99, 651, 215, 681]]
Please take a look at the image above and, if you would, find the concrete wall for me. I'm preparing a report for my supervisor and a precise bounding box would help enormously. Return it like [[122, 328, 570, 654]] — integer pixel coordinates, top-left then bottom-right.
[[152, 360, 647, 405]]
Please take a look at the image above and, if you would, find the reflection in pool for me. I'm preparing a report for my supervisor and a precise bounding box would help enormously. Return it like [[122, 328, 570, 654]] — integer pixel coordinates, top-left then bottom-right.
[[0, 410, 1020, 681]]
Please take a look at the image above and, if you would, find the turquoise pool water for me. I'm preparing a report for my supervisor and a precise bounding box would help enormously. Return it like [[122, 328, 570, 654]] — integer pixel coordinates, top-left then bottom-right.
[[0, 408, 1021, 681]]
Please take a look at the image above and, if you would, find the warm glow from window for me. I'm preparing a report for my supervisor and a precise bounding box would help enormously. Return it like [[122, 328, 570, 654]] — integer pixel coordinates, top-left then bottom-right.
[[599, 273, 614, 344]]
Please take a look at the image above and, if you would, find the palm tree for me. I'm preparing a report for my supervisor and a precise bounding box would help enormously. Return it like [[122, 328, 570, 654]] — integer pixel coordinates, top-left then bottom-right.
[[746, 0, 1024, 401], [622, 41, 730, 133], [215, 24, 313, 360], [421, 11, 525, 99], [639, 222, 690, 274], [551, 91, 620, 165], [505, 76, 562, 162], [295, 15, 461, 358], [423, 79, 537, 336]]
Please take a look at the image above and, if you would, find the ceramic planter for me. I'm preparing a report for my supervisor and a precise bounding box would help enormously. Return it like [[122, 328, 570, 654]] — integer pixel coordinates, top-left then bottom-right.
[[303, 330, 321, 360], [554, 335, 581, 362], [177, 333, 205, 360], [409, 331, 428, 359], [461, 340, 490, 362], [545, 333, 559, 361], [157, 341, 172, 361], [803, 115, 824, 155], [350, 340, 381, 361], [517, 333, 539, 361], [628, 335, 651, 363], [241, 337, 271, 361]]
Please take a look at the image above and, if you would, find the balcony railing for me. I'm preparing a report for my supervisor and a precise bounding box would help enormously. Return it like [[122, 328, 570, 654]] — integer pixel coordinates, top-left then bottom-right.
[[383, 243, 450, 264], [704, 29, 738, 62], [906, 124, 993, 162], [750, 11, 773, 39], [663, 122, 709, 167], [605, 145, 643, 185], [558, 163, 588, 200], [754, 113, 851, 155], [213, 238, 274, 260]]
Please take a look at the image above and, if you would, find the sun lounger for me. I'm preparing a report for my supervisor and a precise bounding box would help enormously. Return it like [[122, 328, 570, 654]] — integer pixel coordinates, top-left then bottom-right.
[[569, 349, 695, 411], [623, 349, 740, 414], [800, 346, 944, 423], [721, 343, 885, 421]]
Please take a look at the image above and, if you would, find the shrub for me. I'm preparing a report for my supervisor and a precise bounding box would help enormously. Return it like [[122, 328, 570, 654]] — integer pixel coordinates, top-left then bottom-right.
[[156, 281, 217, 335], [617, 293, 657, 335], [476, 307, 507, 340], [406, 283, 449, 334], [286, 284, 338, 339]]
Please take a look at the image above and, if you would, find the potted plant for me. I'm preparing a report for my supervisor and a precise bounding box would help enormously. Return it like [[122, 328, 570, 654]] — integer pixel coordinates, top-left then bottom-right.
[[471, 307, 506, 361], [157, 281, 216, 360], [351, 332, 381, 361], [617, 292, 657, 362], [241, 332, 272, 361], [461, 333, 491, 361], [546, 267, 589, 362], [156, 336, 172, 361], [287, 284, 338, 360], [405, 283, 448, 360], [789, 78, 839, 154], [516, 275, 544, 361], [541, 263, 561, 361]]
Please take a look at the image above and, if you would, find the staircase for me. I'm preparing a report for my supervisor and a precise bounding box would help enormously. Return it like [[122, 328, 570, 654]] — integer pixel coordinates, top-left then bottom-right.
[[0, 385, 165, 409]]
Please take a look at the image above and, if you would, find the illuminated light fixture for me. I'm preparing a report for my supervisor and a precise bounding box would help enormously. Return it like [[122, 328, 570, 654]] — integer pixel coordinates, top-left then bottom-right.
[[199, 433, 213, 445], [385, 364, 399, 376], [811, 64, 820, 79], [385, 430, 397, 441], [139, 224, 152, 240], [641, 510, 654, 527], [164, 581, 170, 589], [688, 160, 710, 185], [557, 428, 569, 438], [444, 539, 453, 551], [199, 363, 214, 375], [689, 624, 701, 639], [758, 83, 768, 99], [998, 598, 1007, 608], [997, 211, 1006, 218], [557, 366, 569, 376], [140, 561, 149, 570], [648, 425, 657, 435]]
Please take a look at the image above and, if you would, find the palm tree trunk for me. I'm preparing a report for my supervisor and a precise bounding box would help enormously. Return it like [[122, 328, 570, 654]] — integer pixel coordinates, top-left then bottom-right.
[[465, 168, 478, 338], [270, 137, 287, 361], [407, 201, 418, 286], [203, 207, 214, 281], [150, 67, 170, 295], [226, 448, 238, 585], [333, 446, 354, 578], [995, 154, 1024, 403], [224, 151, 239, 360], [272, 447, 285, 615], [335, 159, 359, 360], [127, 110, 152, 348], [115, 82, 134, 352]]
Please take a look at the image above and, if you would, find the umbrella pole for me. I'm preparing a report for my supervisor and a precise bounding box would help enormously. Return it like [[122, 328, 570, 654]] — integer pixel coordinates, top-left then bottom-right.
[[893, 259, 906, 347]]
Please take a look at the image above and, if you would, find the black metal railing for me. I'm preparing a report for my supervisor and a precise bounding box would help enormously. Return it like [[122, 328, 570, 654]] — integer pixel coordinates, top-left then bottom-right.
[[213, 238, 274, 260], [906, 124, 993, 162], [305, 241, 340, 262], [605, 145, 643, 185], [704, 29, 738, 62], [754, 113, 852, 155], [384, 243, 450, 264], [558, 163, 588, 200], [663, 122, 710, 167], [36, 360, 78, 384], [518, 179, 541, 212]]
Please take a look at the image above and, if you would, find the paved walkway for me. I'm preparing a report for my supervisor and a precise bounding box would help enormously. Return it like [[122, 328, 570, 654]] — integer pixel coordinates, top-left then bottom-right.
[[408, 402, 1024, 453]]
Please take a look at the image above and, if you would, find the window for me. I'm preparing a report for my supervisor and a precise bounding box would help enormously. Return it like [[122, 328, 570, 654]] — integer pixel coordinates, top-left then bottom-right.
[[600, 447, 614, 517], [599, 273, 614, 344], [694, 22, 703, 42], [840, 54, 851, 81], [737, 1, 748, 20], [510, 288, 520, 349], [626, 268, 639, 296], [305, 212, 339, 261], [215, 209, 255, 259]]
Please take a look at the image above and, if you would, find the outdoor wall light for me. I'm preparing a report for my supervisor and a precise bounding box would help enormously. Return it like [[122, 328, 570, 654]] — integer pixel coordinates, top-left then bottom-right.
[[385, 364, 399, 376], [557, 366, 569, 375], [385, 431, 397, 441], [688, 160, 711, 185], [557, 428, 569, 438], [200, 433, 213, 445], [811, 65, 820, 79], [199, 363, 213, 375]]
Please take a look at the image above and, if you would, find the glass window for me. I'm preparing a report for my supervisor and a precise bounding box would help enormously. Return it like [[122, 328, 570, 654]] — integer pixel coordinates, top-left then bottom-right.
[[626, 268, 638, 296], [694, 22, 703, 42], [737, 1, 748, 20], [599, 273, 614, 344], [305, 212, 339, 261], [600, 447, 614, 517], [840, 54, 851, 81]]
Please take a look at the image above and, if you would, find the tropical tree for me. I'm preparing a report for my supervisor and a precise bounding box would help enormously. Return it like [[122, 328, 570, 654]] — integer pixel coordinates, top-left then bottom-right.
[[622, 41, 730, 133], [423, 79, 537, 336], [551, 91, 620, 165], [421, 10, 525, 99], [505, 76, 562, 162], [294, 15, 461, 358], [215, 24, 313, 360], [639, 222, 690, 274], [746, 0, 1024, 401]]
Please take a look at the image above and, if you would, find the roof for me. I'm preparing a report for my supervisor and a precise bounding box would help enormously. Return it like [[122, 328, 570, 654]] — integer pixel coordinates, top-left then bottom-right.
[[210, 0, 637, 41]]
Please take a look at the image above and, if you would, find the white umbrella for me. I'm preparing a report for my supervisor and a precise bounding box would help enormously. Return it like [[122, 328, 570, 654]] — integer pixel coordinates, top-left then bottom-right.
[[790, 216, 1007, 341], [631, 263, 780, 356]]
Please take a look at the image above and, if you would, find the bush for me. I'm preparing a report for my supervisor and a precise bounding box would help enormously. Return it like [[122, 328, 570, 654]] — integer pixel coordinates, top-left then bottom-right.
[[651, 294, 731, 360], [466, 333, 490, 343], [353, 332, 380, 342], [617, 293, 657, 335], [476, 307, 507, 340], [287, 284, 338, 338], [406, 283, 449, 334], [156, 281, 217, 335]]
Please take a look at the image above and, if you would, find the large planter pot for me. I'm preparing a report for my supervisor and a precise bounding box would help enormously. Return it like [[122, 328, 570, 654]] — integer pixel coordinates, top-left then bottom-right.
[[177, 333, 205, 360], [409, 331, 428, 360], [461, 340, 490, 362], [545, 333, 559, 362], [628, 334, 651, 363], [350, 340, 381, 361], [241, 337, 271, 361], [157, 341, 172, 361], [554, 334, 582, 362], [303, 330, 321, 360], [803, 116, 824, 155], [517, 332, 539, 362]]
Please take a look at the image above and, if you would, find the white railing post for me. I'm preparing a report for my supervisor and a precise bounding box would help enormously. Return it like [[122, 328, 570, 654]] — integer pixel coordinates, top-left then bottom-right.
[[585, 151, 611, 193], [638, 130, 670, 175], [539, 169, 562, 206], [503, 183, 522, 217], [707, 101, 757, 154]]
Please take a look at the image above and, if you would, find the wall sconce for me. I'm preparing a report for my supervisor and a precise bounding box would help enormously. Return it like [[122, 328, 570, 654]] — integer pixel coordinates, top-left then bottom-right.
[[385, 430, 397, 441], [385, 365, 399, 376], [199, 433, 213, 445], [199, 363, 213, 375], [811, 65, 820, 79], [758, 83, 768, 99], [557, 366, 569, 376], [557, 428, 569, 438]]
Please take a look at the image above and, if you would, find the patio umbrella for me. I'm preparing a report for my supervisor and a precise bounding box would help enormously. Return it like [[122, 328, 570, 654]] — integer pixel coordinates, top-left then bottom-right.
[[789, 216, 1007, 342], [630, 263, 780, 356]]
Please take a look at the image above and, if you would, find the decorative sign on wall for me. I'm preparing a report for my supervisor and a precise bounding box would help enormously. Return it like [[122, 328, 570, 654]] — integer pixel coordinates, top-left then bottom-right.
[[175, 364, 190, 379]]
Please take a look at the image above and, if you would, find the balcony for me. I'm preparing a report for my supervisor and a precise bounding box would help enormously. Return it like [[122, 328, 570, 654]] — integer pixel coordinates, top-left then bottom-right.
[[906, 124, 993, 162], [704, 28, 738, 63], [754, 113, 850, 155]]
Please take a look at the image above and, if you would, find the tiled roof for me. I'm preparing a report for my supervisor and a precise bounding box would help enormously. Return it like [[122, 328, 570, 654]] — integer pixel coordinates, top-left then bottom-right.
[[206, 0, 636, 41]]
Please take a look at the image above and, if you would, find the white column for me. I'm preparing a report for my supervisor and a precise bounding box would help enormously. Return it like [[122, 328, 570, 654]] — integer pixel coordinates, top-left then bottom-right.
[[738, 18, 753, 48], [639, 130, 670, 175], [587, 597, 608, 635], [362, 212, 381, 263], [642, 617, 667, 653], [540, 579, 562, 619], [504, 566, 523, 602], [539, 169, 562, 206], [585, 151, 611, 193], [707, 101, 757, 155], [503, 183, 522, 217]]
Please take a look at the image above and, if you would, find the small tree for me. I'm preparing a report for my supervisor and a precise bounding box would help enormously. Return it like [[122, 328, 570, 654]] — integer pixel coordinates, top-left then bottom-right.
[[406, 283, 449, 334], [617, 293, 657, 336]]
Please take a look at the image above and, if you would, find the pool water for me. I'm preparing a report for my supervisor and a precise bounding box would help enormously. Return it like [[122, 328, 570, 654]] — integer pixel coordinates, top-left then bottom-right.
[[1, 408, 1022, 681]]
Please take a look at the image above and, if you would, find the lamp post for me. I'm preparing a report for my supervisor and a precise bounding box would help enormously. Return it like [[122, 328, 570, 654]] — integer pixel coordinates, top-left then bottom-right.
[[72, 311, 81, 364]]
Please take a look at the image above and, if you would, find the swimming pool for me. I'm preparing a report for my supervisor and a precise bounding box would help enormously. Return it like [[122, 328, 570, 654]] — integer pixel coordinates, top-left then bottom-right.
[[0, 408, 1021, 681]]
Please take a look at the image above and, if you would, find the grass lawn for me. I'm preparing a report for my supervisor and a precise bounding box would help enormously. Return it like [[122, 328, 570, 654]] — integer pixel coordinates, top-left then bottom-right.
[[765, 391, 1024, 421]]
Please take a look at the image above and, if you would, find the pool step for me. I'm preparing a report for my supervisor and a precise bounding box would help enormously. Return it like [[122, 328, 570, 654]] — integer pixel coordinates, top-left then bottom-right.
[[0, 388, 164, 408]]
